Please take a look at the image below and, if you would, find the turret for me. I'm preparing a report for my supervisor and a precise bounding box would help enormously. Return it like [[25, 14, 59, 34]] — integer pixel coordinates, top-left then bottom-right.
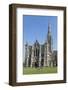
[[25, 42, 29, 67]]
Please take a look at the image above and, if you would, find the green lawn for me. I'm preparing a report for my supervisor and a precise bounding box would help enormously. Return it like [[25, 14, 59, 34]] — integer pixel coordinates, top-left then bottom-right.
[[23, 67, 57, 75]]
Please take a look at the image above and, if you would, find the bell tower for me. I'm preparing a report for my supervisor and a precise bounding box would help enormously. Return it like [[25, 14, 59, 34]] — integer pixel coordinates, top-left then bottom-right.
[[46, 22, 53, 67]]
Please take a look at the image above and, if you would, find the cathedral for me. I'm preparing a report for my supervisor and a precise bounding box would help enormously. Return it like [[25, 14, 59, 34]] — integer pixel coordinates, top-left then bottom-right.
[[24, 23, 57, 67]]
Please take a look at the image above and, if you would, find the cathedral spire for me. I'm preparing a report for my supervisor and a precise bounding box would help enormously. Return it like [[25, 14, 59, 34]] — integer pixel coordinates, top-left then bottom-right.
[[47, 21, 52, 52], [47, 21, 51, 39], [48, 21, 51, 34]]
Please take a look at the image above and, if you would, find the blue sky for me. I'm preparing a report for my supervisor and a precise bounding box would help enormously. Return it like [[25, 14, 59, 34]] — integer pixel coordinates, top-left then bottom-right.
[[23, 15, 57, 50]]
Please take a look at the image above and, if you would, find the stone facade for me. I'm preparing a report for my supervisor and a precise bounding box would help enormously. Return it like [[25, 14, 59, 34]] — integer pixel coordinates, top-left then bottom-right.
[[24, 23, 57, 67]]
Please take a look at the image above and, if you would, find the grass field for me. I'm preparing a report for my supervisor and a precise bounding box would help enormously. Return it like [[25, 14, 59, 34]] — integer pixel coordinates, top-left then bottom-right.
[[23, 67, 57, 75]]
